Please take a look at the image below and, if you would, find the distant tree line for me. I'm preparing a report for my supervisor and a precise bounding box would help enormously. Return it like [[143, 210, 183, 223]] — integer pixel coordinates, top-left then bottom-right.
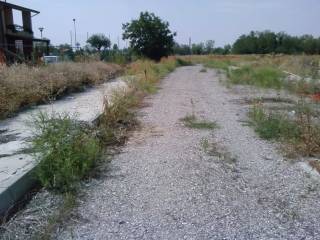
[[50, 18, 320, 63], [173, 31, 320, 56], [232, 31, 320, 55], [173, 40, 231, 55]]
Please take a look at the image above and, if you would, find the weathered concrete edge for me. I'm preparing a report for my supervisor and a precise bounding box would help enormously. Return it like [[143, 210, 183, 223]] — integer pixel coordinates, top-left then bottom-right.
[[0, 164, 36, 218]]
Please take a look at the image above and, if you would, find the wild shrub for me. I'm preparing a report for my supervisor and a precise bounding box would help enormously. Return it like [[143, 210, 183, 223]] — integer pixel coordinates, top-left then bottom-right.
[[31, 112, 101, 192]]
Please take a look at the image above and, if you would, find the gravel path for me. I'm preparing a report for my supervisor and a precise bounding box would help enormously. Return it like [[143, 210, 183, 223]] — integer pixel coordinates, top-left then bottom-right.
[[57, 65, 320, 240]]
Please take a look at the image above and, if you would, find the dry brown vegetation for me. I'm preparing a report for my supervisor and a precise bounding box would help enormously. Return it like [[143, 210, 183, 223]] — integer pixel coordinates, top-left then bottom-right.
[[0, 62, 122, 119]]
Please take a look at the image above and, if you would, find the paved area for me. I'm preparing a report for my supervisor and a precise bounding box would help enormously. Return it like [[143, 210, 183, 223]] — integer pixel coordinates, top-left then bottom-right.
[[0, 79, 126, 214], [57, 66, 320, 240]]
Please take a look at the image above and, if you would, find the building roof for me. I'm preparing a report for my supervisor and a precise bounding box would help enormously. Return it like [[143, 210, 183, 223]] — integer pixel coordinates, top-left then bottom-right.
[[0, 1, 40, 14]]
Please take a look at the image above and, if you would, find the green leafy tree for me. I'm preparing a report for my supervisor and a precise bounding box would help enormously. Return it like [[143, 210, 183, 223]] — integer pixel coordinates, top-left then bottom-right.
[[122, 11, 176, 60], [87, 34, 111, 52]]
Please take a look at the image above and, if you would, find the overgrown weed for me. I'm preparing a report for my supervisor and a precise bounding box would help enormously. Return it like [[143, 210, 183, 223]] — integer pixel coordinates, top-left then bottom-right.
[[31, 112, 101, 193]]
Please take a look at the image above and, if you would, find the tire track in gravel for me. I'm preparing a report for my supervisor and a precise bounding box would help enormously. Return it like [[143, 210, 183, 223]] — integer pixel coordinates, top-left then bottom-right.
[[57, 65, 320, 240]]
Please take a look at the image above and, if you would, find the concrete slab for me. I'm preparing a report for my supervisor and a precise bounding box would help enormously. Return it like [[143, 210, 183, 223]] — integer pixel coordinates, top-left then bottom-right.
[[0, 78, 126, 216]]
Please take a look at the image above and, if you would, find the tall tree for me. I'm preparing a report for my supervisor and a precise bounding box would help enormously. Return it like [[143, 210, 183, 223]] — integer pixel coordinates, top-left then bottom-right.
[[122, 12, 176, 60], [87, 34, 111, 52]]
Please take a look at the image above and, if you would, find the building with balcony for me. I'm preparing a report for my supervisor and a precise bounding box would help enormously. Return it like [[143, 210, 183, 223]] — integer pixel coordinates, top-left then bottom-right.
[[0, 1, 50, 63]]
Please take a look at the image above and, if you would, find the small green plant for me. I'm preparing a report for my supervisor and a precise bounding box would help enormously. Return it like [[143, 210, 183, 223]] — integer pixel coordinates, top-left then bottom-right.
[[200, 68, 207, 73], [31, 112, 101, 192], [181, 114, 217, 130], [200, 137, 220, 156]]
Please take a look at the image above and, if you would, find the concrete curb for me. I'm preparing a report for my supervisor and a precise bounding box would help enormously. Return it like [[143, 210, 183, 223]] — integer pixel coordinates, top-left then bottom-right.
[[0, 163, 36, 217]]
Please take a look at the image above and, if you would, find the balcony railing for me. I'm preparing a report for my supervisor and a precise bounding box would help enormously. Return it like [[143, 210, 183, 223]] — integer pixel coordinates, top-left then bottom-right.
[[6, 24, 33, 34]]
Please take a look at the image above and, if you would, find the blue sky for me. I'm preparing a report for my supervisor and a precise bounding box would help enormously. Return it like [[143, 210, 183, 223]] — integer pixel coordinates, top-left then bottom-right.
[[7, 0, 320, 48]]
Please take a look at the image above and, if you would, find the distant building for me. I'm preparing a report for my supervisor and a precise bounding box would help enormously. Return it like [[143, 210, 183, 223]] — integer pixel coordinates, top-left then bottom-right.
[[0, 1, 50, 63]]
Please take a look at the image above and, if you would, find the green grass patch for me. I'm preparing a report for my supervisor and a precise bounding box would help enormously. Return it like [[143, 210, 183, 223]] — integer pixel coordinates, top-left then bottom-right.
[[228, 66, 285, 89], [204, 60, 231, 71], [249, 106, 300, 140], [248, 104, 320, 157], [181, 114, 218, 130]]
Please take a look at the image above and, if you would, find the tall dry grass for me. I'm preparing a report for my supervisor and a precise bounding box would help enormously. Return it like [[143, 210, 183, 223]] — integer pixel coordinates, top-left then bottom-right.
[[0, 62, 121, 119]]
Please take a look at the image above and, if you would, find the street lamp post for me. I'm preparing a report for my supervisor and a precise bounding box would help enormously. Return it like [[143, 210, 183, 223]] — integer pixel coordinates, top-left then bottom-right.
[[73, 19, 77, 49], [39, 27, 44, 39]]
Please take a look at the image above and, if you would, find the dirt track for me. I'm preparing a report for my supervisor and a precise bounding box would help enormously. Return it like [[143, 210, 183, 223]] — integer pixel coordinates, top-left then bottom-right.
[[57, 65, 320, 240]]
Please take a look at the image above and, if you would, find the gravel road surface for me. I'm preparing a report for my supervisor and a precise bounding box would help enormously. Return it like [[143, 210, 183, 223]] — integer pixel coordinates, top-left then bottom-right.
[[57, 65, 320, 240]]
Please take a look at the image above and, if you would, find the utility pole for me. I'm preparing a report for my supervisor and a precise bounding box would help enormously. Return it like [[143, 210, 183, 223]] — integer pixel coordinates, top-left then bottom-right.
[[189, 37, 192, 55], [117, 36, 120, 49], [70, 31, 73, 48], [73, 18, 77, 49]]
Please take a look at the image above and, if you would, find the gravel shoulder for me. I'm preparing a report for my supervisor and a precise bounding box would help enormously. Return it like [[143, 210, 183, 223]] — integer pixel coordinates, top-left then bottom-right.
[[57, 65, 320, 240]]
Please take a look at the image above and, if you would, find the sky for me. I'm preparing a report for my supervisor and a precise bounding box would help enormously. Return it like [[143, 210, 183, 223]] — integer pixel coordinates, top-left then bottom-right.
[[6, 0, 320, 48]]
